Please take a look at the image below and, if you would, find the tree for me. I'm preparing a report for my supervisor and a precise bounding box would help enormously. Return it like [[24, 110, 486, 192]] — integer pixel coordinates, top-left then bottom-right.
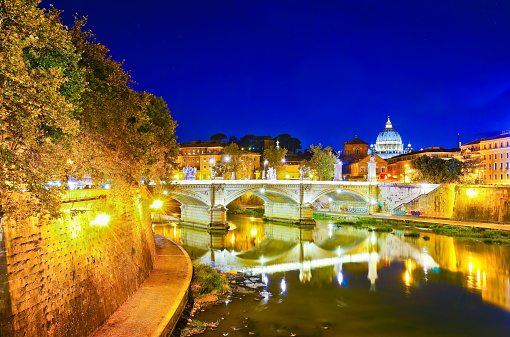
[[306, 144, 336, 181], [223, 143, 254, 179], [263, 145, 287, 177], [275, 134, 302, 152], [411, 155, 467, 183], [210, 133, 227, 142], [238, 134, 257, 150], [0, 0, 86, 218]]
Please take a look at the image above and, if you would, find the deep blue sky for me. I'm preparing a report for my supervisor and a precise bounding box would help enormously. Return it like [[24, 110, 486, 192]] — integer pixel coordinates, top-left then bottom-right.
[[43, 0, 510, 151]]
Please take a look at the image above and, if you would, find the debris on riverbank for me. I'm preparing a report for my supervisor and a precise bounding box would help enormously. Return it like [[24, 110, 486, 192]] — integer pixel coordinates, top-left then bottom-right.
[[175, 263, 231, 336]]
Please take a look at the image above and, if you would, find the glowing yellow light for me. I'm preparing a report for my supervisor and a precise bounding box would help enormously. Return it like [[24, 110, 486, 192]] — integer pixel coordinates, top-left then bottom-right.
[[174, 175, 179, 179], [483, 272, 486, 283], [231, 233, 235, 244], [408, 259, 412, 272], [286, 174, 290, 178], [477, 269, 481, 283], [66, 159, 73, 164], [469, 261, 473, 273], [91, 214, 110, 227], [250, 227, 257, 237], [150, 200, 163, 209], [466, 189, 477, 198], [310, 174, 313, 177], [404, 271, 411, 286]]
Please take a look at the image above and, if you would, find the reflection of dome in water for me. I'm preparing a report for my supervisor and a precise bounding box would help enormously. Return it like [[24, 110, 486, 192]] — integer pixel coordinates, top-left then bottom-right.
[[371, 117, 410, 159]]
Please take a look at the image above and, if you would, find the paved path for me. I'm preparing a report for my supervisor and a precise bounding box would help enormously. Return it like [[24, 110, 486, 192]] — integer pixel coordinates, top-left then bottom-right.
[[315, 211, 510, 231], [93, 235, 192, 337]]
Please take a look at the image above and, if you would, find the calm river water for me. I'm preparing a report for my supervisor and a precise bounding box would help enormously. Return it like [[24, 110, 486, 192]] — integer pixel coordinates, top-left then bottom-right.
[[154, 214, 510, 337]]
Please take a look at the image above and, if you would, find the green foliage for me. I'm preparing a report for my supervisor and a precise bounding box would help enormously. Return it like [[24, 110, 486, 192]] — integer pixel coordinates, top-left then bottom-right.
[[192, 263, 230, 298], [306, 144, 336, 181], [411, 155, 467, 183], [222, 143, 254, 179], [210, 133, 227, 141], [276, 134, 302, 152], [0, 3, 178, 219], [263, 145, 287, 177]]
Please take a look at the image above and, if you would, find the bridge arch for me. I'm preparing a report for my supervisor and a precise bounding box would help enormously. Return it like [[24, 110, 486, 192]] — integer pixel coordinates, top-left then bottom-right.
[[225, 186, 300, 205], [308, 186, 368, 204], [169, 192, 209, 207]]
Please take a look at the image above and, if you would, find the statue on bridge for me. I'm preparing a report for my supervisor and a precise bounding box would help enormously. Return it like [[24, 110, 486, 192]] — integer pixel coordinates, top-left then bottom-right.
[[267, 167, 277, 180], [367, 154, 377, 182], [334, 159, 343, 181], [183, 165, 197, 180], [299, 165, 311, 180]]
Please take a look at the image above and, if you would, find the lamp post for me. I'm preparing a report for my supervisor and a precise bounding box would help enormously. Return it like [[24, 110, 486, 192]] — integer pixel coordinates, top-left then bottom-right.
[[224, 155, 231, 179], [209, 158, 214, 179], [282, 158, 286, 180], [263, 160, 268, 179]]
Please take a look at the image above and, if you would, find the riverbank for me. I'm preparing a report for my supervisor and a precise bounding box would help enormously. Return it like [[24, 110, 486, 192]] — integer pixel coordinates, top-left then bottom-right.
[[315, 210, 510, 244], [92, 235, 192, 337]]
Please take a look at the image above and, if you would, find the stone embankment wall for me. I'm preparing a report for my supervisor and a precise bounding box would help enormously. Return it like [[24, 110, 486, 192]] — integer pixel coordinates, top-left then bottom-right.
[[0, 189, 156, 337], [396, 185, 510, 223]]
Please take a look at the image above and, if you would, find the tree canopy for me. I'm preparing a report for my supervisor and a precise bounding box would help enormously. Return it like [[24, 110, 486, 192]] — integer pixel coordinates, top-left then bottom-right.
[[0, 1, 178, 218], [306, 144, 336, 181], [263, 145, 287, 177], [210, 133, 227, 141], [411, 156, 467, 183]]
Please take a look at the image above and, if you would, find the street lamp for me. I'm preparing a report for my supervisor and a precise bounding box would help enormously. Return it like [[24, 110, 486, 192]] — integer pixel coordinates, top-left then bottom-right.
[[209, 158, 214, 179], [224, 155, 231, 179], [281, 158, 286, 179]]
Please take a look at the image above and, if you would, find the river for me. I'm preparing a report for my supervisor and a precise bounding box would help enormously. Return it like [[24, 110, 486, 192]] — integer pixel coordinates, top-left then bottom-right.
[[154, 214, 510, 336]]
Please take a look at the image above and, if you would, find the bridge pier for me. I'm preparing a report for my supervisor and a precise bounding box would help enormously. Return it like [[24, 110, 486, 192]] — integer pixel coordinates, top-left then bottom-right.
[[263, 202, 315, 225], [180, 204, 229, 229]]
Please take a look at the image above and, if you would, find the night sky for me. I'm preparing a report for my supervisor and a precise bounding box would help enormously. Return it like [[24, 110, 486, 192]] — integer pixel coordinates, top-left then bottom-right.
[[42, 0, 510, 152]]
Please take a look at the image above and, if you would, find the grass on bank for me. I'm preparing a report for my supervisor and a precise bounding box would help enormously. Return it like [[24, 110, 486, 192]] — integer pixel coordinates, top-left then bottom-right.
[[191, 262, 230, 298], [227, 207, 264, 215], [335, 220, 510, 245]]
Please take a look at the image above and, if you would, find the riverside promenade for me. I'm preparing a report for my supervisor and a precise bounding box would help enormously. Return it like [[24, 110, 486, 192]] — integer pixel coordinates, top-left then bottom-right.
[[315, 211, 510, 231], [93, 235, 192, 337]]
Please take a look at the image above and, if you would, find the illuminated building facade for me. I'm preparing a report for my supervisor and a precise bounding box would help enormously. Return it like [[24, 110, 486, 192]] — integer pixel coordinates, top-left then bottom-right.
[[480, 132, 510, 184], [343, 136, 368, 160], [348, 154, 387, 181], [176, 141, 261, 180]]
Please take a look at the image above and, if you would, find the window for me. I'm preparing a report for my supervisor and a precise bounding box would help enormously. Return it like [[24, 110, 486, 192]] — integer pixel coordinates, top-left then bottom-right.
[[382, 167, 386, 172], [490, 144, 492, 149], [494, 175, 497, 180], [203, 158, 206, 162], [489, 155, 492, 160], [484, 155, 486, 160], [507, 153, 509, 159], [347, 149, 351, 155], [192, 159, 195, 163], [501, 153, 504, 159], [489, 164, 491, 170], [204, 166, 206, 170], [501, 174, 504, 180], [495, 143, 498, 149], [501, 162, 504, 170], [188, 151, 190, 155], [355, 148, 360, 155], [507, 174, 509, 180], [494, 163, 497, 170], [507, 162, 509, 169], [361, 167, 365, 173]]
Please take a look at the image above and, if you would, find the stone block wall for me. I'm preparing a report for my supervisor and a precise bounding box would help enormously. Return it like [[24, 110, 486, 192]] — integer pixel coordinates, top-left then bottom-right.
[[397, 185, 510, 223], [453, 185, 510, 223], [0, 190, 156, 337]]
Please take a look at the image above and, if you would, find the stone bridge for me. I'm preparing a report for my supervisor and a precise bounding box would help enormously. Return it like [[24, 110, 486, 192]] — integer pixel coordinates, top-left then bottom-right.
[[168, 180, 438, 228]]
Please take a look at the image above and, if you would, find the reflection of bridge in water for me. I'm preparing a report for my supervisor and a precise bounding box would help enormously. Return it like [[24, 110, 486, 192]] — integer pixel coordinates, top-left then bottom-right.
[[175, 221, 439, 287], [156, 216, 510, 311]]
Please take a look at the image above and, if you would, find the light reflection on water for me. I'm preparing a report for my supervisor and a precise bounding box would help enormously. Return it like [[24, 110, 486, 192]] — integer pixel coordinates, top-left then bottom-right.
[[155, 214, 510, 336]]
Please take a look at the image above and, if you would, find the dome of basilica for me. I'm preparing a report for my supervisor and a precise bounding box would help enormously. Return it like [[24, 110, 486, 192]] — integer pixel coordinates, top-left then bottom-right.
[[371, 117, 410, 159], [376, 118, 403, 144]]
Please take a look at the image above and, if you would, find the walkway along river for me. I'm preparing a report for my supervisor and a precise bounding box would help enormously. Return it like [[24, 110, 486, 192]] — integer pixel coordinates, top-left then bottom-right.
[[154, 214, 510, 337]]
